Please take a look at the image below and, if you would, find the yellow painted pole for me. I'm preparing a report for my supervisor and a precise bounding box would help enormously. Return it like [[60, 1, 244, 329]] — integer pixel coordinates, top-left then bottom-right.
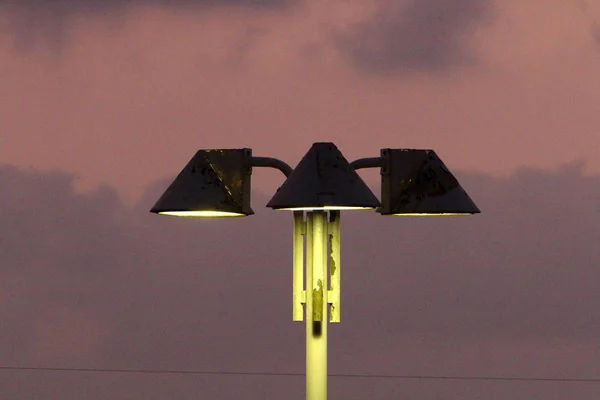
[[328, 211, 340, 323], [293, 211, 306, 321], [305, 211, 328, 400]]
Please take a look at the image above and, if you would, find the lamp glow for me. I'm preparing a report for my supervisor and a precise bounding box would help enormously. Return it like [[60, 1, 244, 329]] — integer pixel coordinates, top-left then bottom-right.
[[391, 213, 472, 216], [278, 206, 374, 211], [158, 211, 245, 217]]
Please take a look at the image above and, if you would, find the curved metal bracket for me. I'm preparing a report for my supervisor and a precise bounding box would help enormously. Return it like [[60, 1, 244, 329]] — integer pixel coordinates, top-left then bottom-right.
[[251, 156, 294, 177], [350, 157, 384, 170]]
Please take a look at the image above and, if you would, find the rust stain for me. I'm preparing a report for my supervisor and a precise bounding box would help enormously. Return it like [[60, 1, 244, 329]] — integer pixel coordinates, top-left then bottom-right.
[[313, 279, 323, 321]]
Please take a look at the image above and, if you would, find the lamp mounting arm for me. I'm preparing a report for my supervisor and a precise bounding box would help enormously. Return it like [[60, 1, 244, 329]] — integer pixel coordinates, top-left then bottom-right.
[[251, 156, 293, 178], [350, 156, 384, 170]]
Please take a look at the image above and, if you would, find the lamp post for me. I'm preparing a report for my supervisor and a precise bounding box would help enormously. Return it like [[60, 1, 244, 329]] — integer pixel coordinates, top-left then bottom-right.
[[150, 142, 479, 400]]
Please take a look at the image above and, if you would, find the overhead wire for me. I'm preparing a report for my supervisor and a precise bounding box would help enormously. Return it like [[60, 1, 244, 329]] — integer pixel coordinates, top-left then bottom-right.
[[0, 366, 599, 383]]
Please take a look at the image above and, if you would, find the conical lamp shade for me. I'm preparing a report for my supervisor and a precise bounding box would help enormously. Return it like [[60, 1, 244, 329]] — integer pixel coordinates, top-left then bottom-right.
[[150, 149, 254, 217], [267, 143, 381, 210], [379, 149, 480, 215]]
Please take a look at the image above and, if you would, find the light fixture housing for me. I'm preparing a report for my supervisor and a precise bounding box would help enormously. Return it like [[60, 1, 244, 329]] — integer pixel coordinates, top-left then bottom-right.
[[267, 142, 381, 211], [379, 149, 480, 216], [150, 148, 253, 217]]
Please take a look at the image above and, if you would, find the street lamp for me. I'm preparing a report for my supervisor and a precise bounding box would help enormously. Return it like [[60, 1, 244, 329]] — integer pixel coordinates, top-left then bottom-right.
[[150, 142, 479, 400], [266, 142, 380, 400], [150, 148, 293, 216], [351, 148, 480, 216]]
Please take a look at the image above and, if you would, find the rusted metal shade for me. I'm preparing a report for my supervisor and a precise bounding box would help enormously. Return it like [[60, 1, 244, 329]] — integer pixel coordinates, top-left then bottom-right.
[[150, 149, 254, 217], [267, 143, 381, 210], [379, 149, 480, 215]]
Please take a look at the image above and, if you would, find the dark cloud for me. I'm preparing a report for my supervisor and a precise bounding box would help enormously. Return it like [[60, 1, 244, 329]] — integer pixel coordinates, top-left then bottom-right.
[[0, 0, 295, 51], [0, 162, 599, 399], [335, 0, 493, 75], [593, 23, 600, 46], [0, 0, 291, 13]]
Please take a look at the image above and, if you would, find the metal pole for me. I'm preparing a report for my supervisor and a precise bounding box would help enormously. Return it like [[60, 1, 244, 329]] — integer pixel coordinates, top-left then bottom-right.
[[293, 211, 305, 321], [328, 211, 340, 323], [250, 156, 294, 177], [305, 211, 328, 400], [349, 156, 384, 170]]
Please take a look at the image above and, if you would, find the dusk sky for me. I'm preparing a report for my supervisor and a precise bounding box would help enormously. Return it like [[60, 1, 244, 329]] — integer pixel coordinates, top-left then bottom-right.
[[1, 1, 600, 399]]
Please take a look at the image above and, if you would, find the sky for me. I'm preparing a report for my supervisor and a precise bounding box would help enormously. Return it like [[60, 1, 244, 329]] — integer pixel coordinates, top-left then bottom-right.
[[1, 0, 600, 399]]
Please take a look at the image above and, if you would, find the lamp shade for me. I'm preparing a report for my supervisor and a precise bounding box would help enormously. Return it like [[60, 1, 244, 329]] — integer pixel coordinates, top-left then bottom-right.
[[379, 149, 480, 215], [150, 149, 254, 217], [267, 142, 381, 211]]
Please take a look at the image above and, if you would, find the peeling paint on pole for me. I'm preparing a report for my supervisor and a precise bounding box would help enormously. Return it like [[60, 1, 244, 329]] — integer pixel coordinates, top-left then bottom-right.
[[313, 280, 324, 321], [328, 211, 341, 323]]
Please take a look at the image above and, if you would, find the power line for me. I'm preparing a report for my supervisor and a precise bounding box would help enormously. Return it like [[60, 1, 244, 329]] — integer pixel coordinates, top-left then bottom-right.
[[0, 366, 599, 383]]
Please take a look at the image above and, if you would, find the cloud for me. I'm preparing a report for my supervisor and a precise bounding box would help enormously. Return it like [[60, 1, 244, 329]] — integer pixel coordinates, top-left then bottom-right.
[[0, 0, 291, 13], [334, 0, 493, 75], [347, 163, 600, 341], [592, 23, 600, 46], [0, 0, 295, 51], [0, 163, 599, 398]]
